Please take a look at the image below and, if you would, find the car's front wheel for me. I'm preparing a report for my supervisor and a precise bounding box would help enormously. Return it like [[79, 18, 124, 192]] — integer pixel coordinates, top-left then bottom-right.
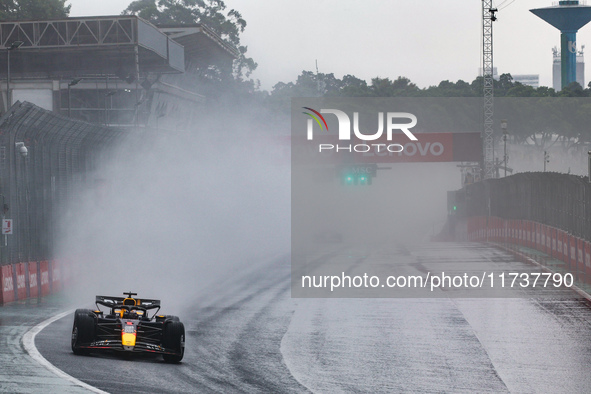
[[71, 309, 96, 355], [162, 321, 185, 363]]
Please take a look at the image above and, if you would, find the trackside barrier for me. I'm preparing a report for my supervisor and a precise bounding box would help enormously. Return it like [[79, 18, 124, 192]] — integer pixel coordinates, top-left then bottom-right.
[[51, 260, 61, 293], [1, 265, 14, 304], [40, 261, 50, 297], [28, 261, 38, 298], [15, 263, 26, 300], [460, 216, 591, 281], [0, 259, 72, 305]]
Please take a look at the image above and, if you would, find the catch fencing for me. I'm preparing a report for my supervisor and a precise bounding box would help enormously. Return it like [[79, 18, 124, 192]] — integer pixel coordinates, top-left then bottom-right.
[[458, 172, 591, 242], [0, 101, 122, 303]]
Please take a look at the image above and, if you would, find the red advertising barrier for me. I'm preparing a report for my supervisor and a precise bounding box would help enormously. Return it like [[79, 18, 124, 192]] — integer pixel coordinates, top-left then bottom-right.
[[40, 261, 50, 296], [472, 217, 481, 241], [525, 221, 534, 248], [492, 217, 498, 242], [545, 226, 552, 255], [15, 263, 26, 301], [493, 217, 498, 241], [508, 219, 513, 242], [544, 225, 549, 254], [1, 265, 14, 304], [0, 259, 74, 304], [513, 220, 518, 244], [563, 232, 570, 266], [461, 216, 591, 282], [51, 260, 61, 293], [29, 261, 38, 298], [578, 238, 585, 274], [551, 228, 557, 258], [570, 236, 577, 271]]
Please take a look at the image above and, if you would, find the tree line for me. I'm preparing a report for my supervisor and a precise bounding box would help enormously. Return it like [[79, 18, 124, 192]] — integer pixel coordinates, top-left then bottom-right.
[[270, 70, 591, 98], [2, 0, 590, 150]]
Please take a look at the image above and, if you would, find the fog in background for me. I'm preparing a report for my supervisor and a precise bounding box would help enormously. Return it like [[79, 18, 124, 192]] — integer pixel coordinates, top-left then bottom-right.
[[292, 162, 459, 251], [55, 116, 290, 314]]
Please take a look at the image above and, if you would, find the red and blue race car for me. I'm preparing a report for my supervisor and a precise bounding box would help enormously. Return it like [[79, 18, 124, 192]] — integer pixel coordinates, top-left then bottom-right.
[[71, 291, 185, 363]]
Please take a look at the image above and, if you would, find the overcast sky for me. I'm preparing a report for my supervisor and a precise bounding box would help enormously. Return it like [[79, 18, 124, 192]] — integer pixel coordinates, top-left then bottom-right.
[[68, 0, 591, 91]]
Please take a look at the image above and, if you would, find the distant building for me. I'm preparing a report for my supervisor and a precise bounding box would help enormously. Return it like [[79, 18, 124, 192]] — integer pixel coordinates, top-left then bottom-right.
[[513, 74, 540, 88], [552, 46, 585, 90]]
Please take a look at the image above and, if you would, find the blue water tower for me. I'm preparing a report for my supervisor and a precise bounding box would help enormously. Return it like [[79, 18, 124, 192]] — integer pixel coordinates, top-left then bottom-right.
[[531, 1, 591, 89]]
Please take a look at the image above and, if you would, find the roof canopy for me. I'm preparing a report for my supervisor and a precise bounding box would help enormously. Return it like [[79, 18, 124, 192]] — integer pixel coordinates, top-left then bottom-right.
[[0, 16, 185, 78]]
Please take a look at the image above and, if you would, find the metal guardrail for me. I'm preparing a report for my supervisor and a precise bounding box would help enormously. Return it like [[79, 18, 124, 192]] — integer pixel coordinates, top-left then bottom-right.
[[0, 101, 122, 265], [459, 172, 591, 242]]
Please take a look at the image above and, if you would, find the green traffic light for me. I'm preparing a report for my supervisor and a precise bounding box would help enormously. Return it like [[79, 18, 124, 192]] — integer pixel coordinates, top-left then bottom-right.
[[453, 205, 457, 210], [341, 173, 372, 185]]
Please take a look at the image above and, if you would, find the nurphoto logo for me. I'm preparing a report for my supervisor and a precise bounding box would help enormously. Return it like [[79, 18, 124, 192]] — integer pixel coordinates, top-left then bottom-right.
[[302, 107, 418, 153]]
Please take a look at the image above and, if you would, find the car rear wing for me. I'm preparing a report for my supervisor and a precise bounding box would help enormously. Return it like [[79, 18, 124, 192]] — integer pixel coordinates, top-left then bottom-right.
[[95, 295, 161, 309]]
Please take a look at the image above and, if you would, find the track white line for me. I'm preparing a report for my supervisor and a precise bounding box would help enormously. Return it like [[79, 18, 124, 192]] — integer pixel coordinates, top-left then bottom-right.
[[22, 309, 109, 394]]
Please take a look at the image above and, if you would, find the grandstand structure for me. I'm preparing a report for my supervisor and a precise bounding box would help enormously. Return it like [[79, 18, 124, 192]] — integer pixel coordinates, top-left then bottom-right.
[[0, 16, 237, 129]]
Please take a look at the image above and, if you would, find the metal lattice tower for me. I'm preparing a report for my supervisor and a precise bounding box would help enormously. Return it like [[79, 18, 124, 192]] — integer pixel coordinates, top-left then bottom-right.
[[482, 1, 496, 179]]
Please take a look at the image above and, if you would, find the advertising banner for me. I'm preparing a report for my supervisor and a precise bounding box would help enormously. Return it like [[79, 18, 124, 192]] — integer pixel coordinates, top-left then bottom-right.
[[1, 265, 14, 304]]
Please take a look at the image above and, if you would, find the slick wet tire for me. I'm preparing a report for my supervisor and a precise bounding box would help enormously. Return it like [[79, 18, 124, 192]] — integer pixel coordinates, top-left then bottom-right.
[[71, 309, 96, 355], [162, 321, 185, 363], [164, 315, 180, 322]]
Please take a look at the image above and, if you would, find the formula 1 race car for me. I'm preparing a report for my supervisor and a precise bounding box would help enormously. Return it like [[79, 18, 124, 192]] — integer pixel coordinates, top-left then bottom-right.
[[71, 292, 185, 363]]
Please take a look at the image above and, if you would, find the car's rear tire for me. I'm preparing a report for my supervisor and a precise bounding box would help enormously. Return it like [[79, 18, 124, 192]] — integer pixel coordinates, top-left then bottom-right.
[[71, 309, 96, 355], [162, 321, 185, 363], [164, 315, 179, 322]]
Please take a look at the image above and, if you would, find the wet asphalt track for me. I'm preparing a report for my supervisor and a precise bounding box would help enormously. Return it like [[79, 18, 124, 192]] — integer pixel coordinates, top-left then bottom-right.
[[8, 243, 591, 393]]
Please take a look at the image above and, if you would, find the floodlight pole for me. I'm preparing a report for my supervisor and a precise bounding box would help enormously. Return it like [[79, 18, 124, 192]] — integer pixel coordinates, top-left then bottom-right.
[[501, 119, 508, 177], [7, 49, 10, 110]]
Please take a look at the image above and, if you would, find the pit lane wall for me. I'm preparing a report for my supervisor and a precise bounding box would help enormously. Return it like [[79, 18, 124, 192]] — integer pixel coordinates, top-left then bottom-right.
[[455, 216, 591, 276], [0, 259, 74, 304]]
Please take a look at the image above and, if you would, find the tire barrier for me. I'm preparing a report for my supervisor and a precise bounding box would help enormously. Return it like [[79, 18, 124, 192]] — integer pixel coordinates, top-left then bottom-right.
[[0, 260, 66, 305], [462, 216, 591, 277]]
